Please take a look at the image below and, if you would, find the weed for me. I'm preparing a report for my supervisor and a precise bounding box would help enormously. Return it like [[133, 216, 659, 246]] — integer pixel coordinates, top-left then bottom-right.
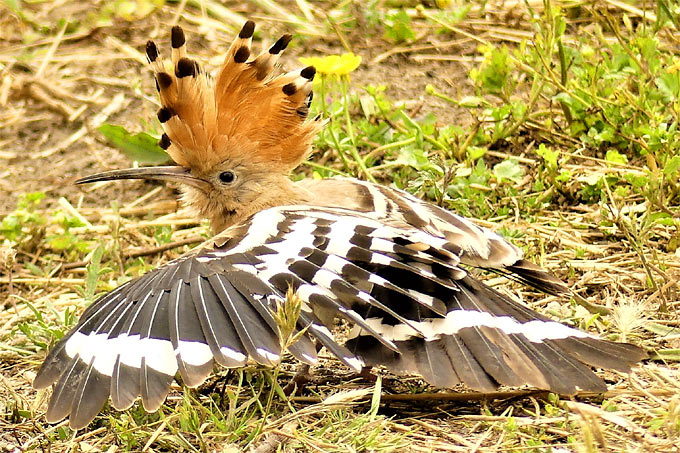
[[0, 192, 47, 245]]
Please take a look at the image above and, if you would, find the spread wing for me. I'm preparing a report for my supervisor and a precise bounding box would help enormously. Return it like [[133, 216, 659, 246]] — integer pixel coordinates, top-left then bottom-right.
[[34, 205, 645, 429], [299, 177, 570, 295]]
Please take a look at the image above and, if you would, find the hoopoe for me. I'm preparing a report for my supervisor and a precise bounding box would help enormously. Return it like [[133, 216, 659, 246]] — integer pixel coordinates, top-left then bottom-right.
[[34, 21, 646, 430]]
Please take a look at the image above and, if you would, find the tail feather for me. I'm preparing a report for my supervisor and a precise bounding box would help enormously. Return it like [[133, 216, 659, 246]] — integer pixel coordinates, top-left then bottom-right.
[[442, 335, 498, 391], [511, 337, 607, 393], [503, 259, 570, 296], [345, 270, 643, 395], [556, 337, 647, 373], [417, 339, 462, 388], [456, 327, 527, 388]]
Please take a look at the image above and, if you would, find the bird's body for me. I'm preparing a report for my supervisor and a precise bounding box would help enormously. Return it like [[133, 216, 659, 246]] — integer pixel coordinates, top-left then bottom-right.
[[34, 22, 646, 430]]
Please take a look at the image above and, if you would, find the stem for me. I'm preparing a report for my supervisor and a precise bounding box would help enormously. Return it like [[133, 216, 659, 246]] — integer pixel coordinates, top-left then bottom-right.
[[320, 76, 351, 172], [302, 160, 350, 176], [557, 39, 573, 124], [364, 136, 417, 161], [342, 75, 377, 183], [502, 78, 546, 139], [252, 367, 282, 444]]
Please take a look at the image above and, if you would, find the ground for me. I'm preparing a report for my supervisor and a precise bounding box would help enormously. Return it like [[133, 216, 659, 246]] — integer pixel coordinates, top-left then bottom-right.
[[1, 0, 679, 452]]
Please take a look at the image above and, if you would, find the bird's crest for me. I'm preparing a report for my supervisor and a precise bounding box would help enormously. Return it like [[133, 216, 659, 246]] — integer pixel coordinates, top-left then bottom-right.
[[145, 21, 320, 172]]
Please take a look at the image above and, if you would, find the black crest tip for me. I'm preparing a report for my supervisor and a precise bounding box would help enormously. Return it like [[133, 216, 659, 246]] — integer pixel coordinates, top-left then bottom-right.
[[159, 133, 171, 150], [156, 72, 173, 89], [301, 66, 316, 80], [282, 83, 297, 96], [296, 106, 309, 119], [239, 20, 255, 39], [270, 34, 293, 54], [176, 58, 197, 78], [145, 41, 158, 62], [157, 107, 176, 123], [234, 46, 250, 64], [171, 26, 186, 48]]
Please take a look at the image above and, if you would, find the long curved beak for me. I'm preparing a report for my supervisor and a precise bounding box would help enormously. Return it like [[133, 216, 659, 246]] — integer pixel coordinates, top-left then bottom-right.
[[76, 166, 211, 190]]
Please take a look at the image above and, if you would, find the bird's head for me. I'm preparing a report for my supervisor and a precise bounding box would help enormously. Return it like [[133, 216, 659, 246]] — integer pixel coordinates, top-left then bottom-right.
[[78, 21, 320, 233]]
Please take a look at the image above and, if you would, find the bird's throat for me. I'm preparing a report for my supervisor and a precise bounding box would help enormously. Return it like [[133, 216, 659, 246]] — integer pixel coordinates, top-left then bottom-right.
[[181, 178, 310, 234]]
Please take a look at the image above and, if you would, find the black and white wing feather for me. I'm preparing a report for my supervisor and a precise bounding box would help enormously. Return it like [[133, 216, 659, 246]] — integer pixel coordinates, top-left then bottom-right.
[[299, 178, 572, 295], [34, 204, 645, 429]]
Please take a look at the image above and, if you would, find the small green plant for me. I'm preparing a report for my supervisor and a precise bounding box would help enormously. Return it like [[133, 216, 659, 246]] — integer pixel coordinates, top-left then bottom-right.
[[383, 9, 415, 43], [16, 297, 76, 351], [154, 225, 174, 245], [77, 245, 113, 302], [99, 123, 171, 165], [0, 192, 46, 243]]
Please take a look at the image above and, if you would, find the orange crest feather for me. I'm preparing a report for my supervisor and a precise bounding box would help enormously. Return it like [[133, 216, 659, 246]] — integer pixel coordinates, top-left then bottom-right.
[[145, 21, 320, 172]]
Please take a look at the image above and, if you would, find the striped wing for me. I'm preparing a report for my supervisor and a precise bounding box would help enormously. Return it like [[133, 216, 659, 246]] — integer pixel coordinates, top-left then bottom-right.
[[299, 178, 570, 295], [34, 205, 645, 429]]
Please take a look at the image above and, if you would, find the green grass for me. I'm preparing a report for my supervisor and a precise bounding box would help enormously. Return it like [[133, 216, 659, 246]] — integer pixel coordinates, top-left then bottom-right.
[[1, 0, 679, 451]]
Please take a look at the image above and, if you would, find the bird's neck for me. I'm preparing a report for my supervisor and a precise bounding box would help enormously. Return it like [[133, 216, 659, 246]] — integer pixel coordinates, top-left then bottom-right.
[[183, 177, 311, 234]]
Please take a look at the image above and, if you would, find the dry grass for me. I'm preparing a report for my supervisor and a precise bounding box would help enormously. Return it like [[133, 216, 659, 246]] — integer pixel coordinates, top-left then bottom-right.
[[1, 0, 679, 451]]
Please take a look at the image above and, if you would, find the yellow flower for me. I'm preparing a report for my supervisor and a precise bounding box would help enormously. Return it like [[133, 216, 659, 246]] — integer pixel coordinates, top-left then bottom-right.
[[299, 53, 362, 76], [668, 58, 680, 73]]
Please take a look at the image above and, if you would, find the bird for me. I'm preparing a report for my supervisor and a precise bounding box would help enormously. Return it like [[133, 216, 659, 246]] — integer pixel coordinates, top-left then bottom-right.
[[33, 21, 646, 430]]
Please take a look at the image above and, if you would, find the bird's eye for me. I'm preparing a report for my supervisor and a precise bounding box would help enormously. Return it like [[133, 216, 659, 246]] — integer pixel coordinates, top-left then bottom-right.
[[218, 171, 235, 184]]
